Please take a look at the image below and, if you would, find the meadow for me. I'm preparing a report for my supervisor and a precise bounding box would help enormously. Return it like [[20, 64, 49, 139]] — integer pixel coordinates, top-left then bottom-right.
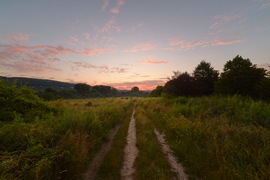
[[0, 98, 133, 179], [1, 94, 270, 179]]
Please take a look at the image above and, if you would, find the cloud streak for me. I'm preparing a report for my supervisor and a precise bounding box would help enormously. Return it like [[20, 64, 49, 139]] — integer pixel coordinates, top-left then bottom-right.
[[111, 0, 125, 14], [72, 61, 128, 74], [168, 37, 243, 51], [3, 33, 30, 43], [123, 43, 156, 53], [0, 44, 108, 73], [138, 55, 168, 64], [106, 79, 165, 90], [102, 0, 110, 11], [209, 13, 243, 29]]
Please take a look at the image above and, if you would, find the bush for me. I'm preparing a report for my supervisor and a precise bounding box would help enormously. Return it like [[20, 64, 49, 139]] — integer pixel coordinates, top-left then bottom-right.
[[0, 80, 56, 122]]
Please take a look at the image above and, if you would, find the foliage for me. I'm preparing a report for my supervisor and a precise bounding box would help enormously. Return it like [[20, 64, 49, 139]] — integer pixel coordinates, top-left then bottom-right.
[[215, 55, 266, 96], [164, 72, 203, 96], [74, 83, 91, 95], [138, 96, 270, 179], [256, 77, 270, 101], [0, 98, 133, 179], [150, 86, 164, 97], [0, 80, 55, 122], [131, 86, 139, 92], [193, 60, 219, 95]]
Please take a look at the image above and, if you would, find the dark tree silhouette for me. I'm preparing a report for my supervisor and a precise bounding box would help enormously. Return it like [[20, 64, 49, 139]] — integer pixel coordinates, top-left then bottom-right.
[[131, 86, 139, 92], [164, 72, 200, 96], [215, 55, 266, 96], [150, 86, 164, 97], [74, 83, 91, 95], [193, 61, 219, 95]]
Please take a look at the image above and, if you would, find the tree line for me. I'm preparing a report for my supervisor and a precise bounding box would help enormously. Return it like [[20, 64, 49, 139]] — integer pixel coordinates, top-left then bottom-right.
[[150, 55, 270, 100], [38, 84, 148, 100]]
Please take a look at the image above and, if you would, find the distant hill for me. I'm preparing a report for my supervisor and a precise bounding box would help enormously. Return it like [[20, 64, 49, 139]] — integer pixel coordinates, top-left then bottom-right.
[[0, 77, 75, 90]]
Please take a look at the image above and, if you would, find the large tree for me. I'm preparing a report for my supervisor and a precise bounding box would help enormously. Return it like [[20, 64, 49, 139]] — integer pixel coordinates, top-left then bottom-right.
[[215, 55, 266, 96], [150, 86, 164, 97], [74, 83, 91, 95], [193, 60, 219, 95], [164, 72, 200, 96]]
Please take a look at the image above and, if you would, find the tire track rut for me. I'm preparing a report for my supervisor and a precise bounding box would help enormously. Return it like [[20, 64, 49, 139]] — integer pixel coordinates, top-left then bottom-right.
[[121, 109, 138, 180]]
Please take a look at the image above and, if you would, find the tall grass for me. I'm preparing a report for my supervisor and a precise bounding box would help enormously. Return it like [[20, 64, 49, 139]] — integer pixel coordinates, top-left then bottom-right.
[[0, 98, 132, 179], [139, 96, 270, 179]]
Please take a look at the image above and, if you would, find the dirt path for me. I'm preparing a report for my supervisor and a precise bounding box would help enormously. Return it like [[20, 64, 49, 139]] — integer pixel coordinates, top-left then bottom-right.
[[154, 128, 188, 180], [121, 109, 138, 180], [84, 125, 120, 180]]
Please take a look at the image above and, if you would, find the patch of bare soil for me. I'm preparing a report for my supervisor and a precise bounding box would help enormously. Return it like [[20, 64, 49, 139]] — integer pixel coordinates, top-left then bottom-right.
[[154, 128, 188, 180], [84, 125, 120, 180], [121, 109, 138, 180]]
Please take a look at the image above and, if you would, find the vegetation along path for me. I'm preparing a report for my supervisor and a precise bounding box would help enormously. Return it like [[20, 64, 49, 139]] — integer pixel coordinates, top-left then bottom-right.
[[84, 125, 120, 180], [154, 128, 188, 180]]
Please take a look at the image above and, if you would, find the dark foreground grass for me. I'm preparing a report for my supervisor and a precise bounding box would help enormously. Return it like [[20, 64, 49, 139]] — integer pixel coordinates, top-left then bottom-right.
[[139, 96, 270, 179], [0, 98, 132, 180]]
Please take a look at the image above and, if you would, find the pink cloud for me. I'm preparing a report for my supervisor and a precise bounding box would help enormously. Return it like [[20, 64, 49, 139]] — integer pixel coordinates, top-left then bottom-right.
[[138, 55, 169, 64], [139, 61, 168, 64], [102, 0, 110, 11], [168, 37, 243, 51], [72, 61, 128, 74], [100, 17, 121, 33], [0, 44, 109, 74], [129, 23, 143, 32], [110, 0, 125, 14], [123, 43, 156, 53], [7, 33, 30, 43], [210, 39, 243, 46], [80, 48, 106, 56], [0, 44, 107, 60], [106, 79, 165, 90], [209, 14, 242, 29], [169, 39, 208, 51]]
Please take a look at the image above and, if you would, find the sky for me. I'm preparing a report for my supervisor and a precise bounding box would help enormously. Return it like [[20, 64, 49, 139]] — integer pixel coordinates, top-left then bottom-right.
[[0, 0, 270, 90]]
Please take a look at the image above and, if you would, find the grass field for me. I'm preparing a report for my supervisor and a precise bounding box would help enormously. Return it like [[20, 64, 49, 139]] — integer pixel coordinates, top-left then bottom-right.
[[1, 96, 270, 179]]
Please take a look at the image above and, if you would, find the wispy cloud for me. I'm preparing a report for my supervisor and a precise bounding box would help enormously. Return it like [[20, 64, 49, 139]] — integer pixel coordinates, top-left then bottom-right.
[[106, 79, 165, 90], [210, 39, 243, 46], [128, 23, 144, 32], [209, 13, 243, 29], [0, 44, 106, 59], [3, 33, 30, 43], [102, 0, 110, 11], [139, 61, 168, 64], [72, 61, 128, 74], [254, 0, 270, 8], [123, 43, 156, 53], [138, 55, 168, 64], [169, 40, 208, 51], [99, 17, 121, 33], [111, 0, 125, 14], [0, 44, 108, 73], [167, 36, 243, 51]]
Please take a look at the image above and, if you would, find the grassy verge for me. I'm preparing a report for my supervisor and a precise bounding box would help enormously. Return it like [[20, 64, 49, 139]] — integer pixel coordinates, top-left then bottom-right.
[[134, 102, 175, 180], [0, 98, 132, 179], [139, 96, 270, 179]]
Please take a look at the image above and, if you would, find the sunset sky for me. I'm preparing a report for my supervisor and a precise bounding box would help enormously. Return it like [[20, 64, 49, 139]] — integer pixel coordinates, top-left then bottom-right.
[[0, 0, 270, 90]]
